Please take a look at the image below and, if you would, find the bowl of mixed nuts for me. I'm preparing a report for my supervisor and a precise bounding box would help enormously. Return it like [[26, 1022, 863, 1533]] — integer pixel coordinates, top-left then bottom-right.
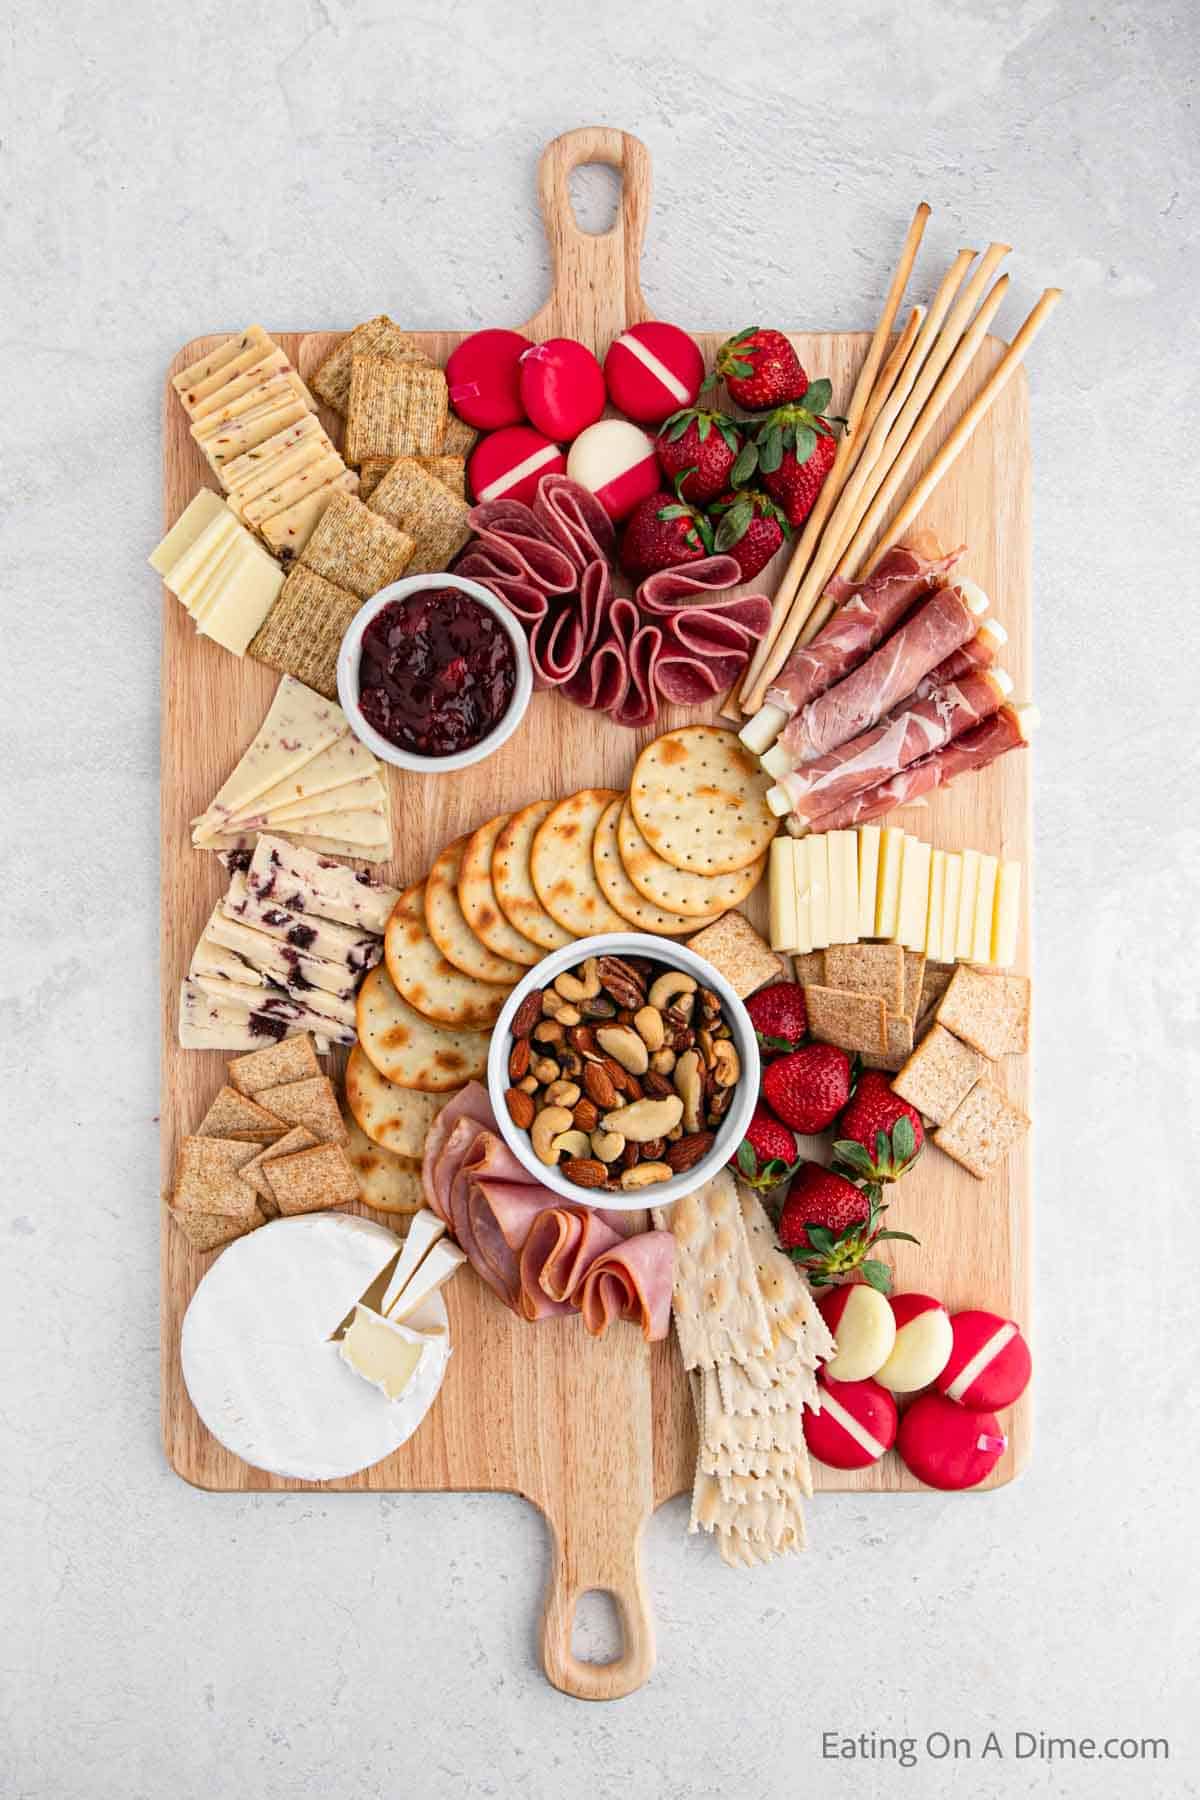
[[486, 933, 760, 1211]]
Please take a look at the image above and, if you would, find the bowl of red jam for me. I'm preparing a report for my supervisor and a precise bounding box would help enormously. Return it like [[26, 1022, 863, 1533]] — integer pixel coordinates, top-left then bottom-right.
[[337, 574, 532, 772]]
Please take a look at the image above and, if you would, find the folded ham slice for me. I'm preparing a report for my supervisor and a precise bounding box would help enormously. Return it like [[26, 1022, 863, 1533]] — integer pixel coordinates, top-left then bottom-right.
[[577, 1230, 676, 1342]]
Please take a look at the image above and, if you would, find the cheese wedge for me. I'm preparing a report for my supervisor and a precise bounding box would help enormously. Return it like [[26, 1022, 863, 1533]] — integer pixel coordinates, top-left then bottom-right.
[[807, 833, 830, 950], [925, 849, 947, 959], [259, 804, 389, 848], [255, 775, 383, 828], [874, 828, 906, 938], [339, 1306, 431, 1401], [149, 489, 227, 575], [200, 678, 350, 823], [204, 913, 358, 1013], [971, 854, 999, 963], [221, 872, 383, 972], [857, 826, 881, 938], [388, 1241, 468, 1326], [791, 840, 812, 955], [768, 839, 799, 952], [896, 836, 932, 951], [955, 849, 982, 960], [196, 553, 284, 656], [380, 1211, 448, 1316], [259, 473, 358, 556], [991, 859, 1022, 968], [209, 732, 378, 829]]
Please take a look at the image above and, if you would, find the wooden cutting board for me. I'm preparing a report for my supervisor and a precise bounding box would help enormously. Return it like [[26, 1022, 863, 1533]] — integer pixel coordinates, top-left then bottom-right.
[[160, 127, 1032, 1700]]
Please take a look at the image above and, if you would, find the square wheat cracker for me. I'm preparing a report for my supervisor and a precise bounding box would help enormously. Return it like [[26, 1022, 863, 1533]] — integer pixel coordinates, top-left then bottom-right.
[[172, 1137, 261, 1219], [823, 941, 904, 1013], [442, 412, 478, 458], [197, 1084, 286, 1143], [255, 1074, 347, 1145], [391, 454, 466, 499], [311, 316, 430, 414], [933, 1076, 1030, 1179], [357, 459, 394, 500], [367, 456, 472, 574], [902, 950, 927, 1021], [892, 1023, 987, 1122], [802, 985, 888, 1053], [936, 964, 1031, 1060], [345, 356, 448, 463], [914, 962, 955, 1038], [228, 1033, 322, 1096], [791, 950, 825, 986], [248, 566, 362, 699], [265, 1142, 360, 1215], [298, 489, 415, 598], [860, 1011, 916, 1073], [684, 912, 783, 997], [168, 1202, 260, 1251], [240, 1125, 320, 1207]]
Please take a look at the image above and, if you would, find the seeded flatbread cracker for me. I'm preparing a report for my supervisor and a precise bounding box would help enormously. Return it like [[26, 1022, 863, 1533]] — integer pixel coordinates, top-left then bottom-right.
[[344, 1042, 448, 1155], [685, 911, 785, 997], [823, 941, 905, 1014], [738, 1185, 834, 1364], [196, 1085, 286, 1143], [617, 800, 766, 920], [631, 725, 777, 876], [171, 1137, 261, 1219], [491, 800, 575, 952], [247, 565, 362, 699], [297, 488, 414, 599], [228, 1033, 322, 1096], [425, 838, 525, 987], [662, 1169, 772, 1370], [458, 815, 543, 967], [239, 1126, 319, 1209], [936, 965, 1031, 1061], [255, 1075, 347, 1146], [802, 984, 888, 1054], [342, 1109, 424, 1215], [345, 355, 448, 463], [592, 798, 718, 936], [933, 1076, 1029, 1179], [892, 1023, 987, 1123], [531, 789, 629, 939], [442, 412, 479, 458], [311, 316, 430, 414], [385, 882, 512, 1028], [168, 1201, 262, 1252], [265, 1141, 360, 1215], [356, 963, 490, 1091], [366, 457, 472, 575]]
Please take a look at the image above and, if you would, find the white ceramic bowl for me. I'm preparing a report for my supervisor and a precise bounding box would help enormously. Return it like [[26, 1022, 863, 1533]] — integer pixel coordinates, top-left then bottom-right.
[[486, 933, 760, 1213], [336, 572, 533, 773]]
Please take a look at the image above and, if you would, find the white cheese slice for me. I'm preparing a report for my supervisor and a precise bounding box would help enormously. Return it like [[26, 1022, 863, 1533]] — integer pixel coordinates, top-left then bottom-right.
[[896, 837, 932, 950], [940, 853, 963, 963], [206, 734, 379, 831], [954, 849, 982, 960], [925, 849, 947, 959], [262, 804, 389, 848], [826, 831, 847, 945], [806, 834, 830, 950], [226, 433, 332, 516], [182, 975, 356, 1046], [387, 1240, 468, 1326], [790, 840, 812, 955], [339, 1306, 432, 1401], [201, 678, 350, 824], [248, 835, 400, 934], [203, 399, 310, 468], [179, 532, 249, 622], [260, 774, 383, 827], [380, 1210, 447, 1316], [188, 347, 289, 421], [259, 471, 359, 557], [172, 326, 270, 404], [195, 551, 284, 656], [857, 826, 881, 938], [991, 860, 1022, 968], [161, 508, 240, 597], [874, 828, 907, 938], [221, 870, 383, 973], [768, 838, 799, 952], [202, 912, 360, 1019], [971, 855, 999, 963], [192, 374, 308, 438], [221, 413, 323, 492], [829, 831, 859, 945], [242, 452, 348, 527], [149, 489, 227, 575]]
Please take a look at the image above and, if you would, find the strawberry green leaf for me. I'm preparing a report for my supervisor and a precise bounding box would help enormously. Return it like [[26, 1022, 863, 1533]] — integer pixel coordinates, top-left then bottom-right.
[[714, 499, 753, 551], [736, 1140, 757, 1177], [715, 416, 742, 452], [731, 442, 759, 485], [860, 1260, 894, 1294], [892, 1116, 916, 1163], [804, 1224, 836, 1255], [873, 1229, 921, 1246], [665, 415, 691, 443], [757, 426, 785, 475], [658, 504, 692, 520], [802, 378, 833, 414], [697, 414, 712, 442], [792, 424, 817, 464]]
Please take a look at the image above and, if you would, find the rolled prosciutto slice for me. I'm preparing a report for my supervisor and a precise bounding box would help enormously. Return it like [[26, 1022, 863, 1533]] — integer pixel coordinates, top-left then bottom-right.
[[778, 580, 990, 765], [799, 703, 1037, 832], [769, 668, 1012, 823], [910, 618, 1007, 701]]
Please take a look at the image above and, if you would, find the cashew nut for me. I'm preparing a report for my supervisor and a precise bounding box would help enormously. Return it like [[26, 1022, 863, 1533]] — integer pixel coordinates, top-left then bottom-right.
[[542, 992, 582, 1026], [529, 1105, 575, 1164], [600, 1095, 683, 1142], [619, 1161, 673, 1190], [596, 1024, 649, 1075], [531, 1056, 561, 1084], [544, 1079, 582, 1109], [550, 1129, 591, 1159], [633, 1005, 666, 1052], [711, 1040, 741, 1088], [554, 957, 601, 1003], [697, 1028, 717, 1069], [648, 970, 697, 1012], [674, 1049, 704, 1134], [590, 1129, 626, 1163]]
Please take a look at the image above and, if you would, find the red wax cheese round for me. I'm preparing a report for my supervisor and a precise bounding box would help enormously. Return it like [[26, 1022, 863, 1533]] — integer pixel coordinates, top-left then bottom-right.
[[604, 321, 706, 425], [468, 426, 566, 507], [804, 1375, 898, 1471], [935, 1310, 1032, 1411], [445, 329, 531, 430], [898, 1392, 1007, 1490], [519, 338, 606, 441], [565, 419, 660, 521], [818, 1284, 897, 1383], [874, 1292, 953, 1394]]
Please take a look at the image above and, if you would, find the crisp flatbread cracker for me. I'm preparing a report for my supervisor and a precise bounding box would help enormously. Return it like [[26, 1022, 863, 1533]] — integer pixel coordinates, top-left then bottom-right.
[[458, 814, 543, 967], [298, 489, 415, 599], [933, 1076, 1029, 1179], [228, 1033, 322, 1096], [936, 965, 1031, 1060], [255, 1075, 347, 1146], [247, 565, 362, 700], [345, 355, 448, 463], [366, 456, 472, 575], [239, 1126, 319, 1209], [385, 882, 513, 1029], [196, 1085, 286, 1143], [738, 1185, 835, 1364], [342, 1109, 424, 1215], [802, 984, 888, 1054], [792, 949, 826, 986], [265, 1142, 360, 1215], [491, 800, 575, 952], [344, 1042, 448, 1157], [425, 838, 525, 987], [530, 790, 629, 939], [311, 316, 430, 414], [685, 911, 783, 997], [168, 1201, 261, 1252], [630, 726, 777, 876], [592, 797, 717, 936], [823, 941, 905, 1013], [617, 800, 765, 920], [356, 963, 489, 1091], [661, 1170, 772, 1370]]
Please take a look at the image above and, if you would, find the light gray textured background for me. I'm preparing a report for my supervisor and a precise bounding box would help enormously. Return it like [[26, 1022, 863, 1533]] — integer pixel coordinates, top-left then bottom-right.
[[3, 1, 1198, 1795]]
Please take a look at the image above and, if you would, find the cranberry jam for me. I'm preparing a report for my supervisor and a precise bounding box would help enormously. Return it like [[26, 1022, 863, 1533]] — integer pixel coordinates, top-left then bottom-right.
[[357, 586, 517, 757]]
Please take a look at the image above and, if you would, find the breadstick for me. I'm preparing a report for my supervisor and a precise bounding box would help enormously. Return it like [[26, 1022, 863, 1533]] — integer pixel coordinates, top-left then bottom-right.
[[861, 288, 1063, 576], [733, 201, 930, 712]]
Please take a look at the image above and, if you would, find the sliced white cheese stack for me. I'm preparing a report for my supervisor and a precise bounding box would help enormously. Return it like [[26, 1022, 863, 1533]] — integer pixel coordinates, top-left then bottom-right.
[[181, 1214, 449, 1481], [149, 489, 283, 656]]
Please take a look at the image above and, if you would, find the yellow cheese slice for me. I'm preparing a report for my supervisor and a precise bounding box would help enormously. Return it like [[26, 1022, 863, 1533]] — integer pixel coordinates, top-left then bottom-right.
[[190, 370, 311, 436], [896, 836, 932, 950], [939, 853, 963, 963], [856, 826, 881, 938], [768, 838, 799, 952], [806, 833, 830, 950], [991, 859, 1022, 968], [203, 399, 310, 468], [226, 430, 331, 511], [188, 348, 289, 421], [790, 839, 812, 955], [165, 511, 241, 601], [925, 849, 946, 958], [183, 536, 259, 624], [259, 473, 359, 557], [829, 831, 859, 945], [971, 855, 999, 963], [172, 326, 270, 404], [221, 414, 323, 491], [874, 828, 906, 938], [149, 489, 227, 576], [954, 849, 982, 960], [195, 553, 284, 656], [242, 452, 348, 527]]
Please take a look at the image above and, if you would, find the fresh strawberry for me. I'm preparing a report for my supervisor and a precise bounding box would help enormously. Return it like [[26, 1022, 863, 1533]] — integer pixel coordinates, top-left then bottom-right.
[[709, 489, 789, 580], [619, 484, 714, 581], [762, 1043, 851, 1134], [734, 379, 840, 528], [745, 981, 808, 1055], [655, 408, 743, 505], [778, 1164, 919, 1291], [761, 424, 837, 528], [713, 328, 808, 412], [731, 1101, 799, 1189], [834, 1072, 924, 1182]]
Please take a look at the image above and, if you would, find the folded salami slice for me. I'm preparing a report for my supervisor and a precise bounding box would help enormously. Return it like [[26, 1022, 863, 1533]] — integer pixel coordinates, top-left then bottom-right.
[[532, 472, 617, 571], [637, 557, 773, 706]]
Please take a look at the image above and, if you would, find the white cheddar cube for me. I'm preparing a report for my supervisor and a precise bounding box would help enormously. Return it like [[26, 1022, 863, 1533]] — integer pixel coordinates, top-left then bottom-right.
[[955, 850, 982, 960], [791, 840, 812, 955], [807, 834, 830, 950], [940, 853, 963, 963], [874, 828, 906, 938], [769, 839, 799, 952], [149, 489, 227, 575], [896, 837, 932, 950], [857, 827, 881, 938], [925, 849, 947, 958], [971, 855, 999, 963], [991, 859, 1022, 968]]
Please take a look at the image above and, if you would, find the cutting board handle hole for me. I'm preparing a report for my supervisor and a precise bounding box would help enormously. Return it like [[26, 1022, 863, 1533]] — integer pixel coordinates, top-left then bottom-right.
[[569, 1587, 624, 1664], [567, 162, 622, 238]]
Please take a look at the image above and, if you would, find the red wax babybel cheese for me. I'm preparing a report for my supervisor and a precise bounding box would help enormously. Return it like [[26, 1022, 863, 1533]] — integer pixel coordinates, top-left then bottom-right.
[[604, 321, 705, 425], [519, 338, 606, 441], [817, 1283, 896, 1383], [874, 1292, 953, 1393], [565, 419, 660, 521], [804, 1375, 898, 1470], [445, 329, 531, 430], [468, 426, 567, 507], [897, 1392, 1007, 1490], [935, 1310, 1032, 1411]]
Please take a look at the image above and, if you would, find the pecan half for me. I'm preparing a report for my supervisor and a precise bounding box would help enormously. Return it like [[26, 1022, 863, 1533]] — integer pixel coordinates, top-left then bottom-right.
[[596, 956, 646, 1009]]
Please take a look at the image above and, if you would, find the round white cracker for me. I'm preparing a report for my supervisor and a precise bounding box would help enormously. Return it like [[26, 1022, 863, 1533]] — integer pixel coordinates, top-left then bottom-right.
[[531, 788, 629, 938], [458, 814, 542, 967], [344, 1042, 448, 1157], [342, 1107, 424, 1214], [385, 883, 511, 1028], [592, 798, 721, 936], [492, 799, 576, 951], [425, 837, 525, 987], [630, 725, 777, 875], [356, 963, 489, 1091], [616, 800, 766, 918]]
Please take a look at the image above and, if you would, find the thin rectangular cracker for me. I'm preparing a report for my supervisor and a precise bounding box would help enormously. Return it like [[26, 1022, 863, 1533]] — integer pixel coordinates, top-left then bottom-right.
[[255, 1074, 347, 1145], [344, 356, 448, 462], [823, 941, 905, 1013], [684, 911, 783, 998], [802, 984, 888, 1054], [228, 1033, 321, 1097], [366, 456, 472, 574], [311, 316, 430, 414], [914, 961, 955, 1039], [860, 1011, 916, 1073], [247, 565, 362, 699], [933, 1076, 1030, 1178], [239, 1125, 320, 1207], [892, 1022, 987, 1123], [738, 1185, 834, 1365], [936, 965, 1031, 1060], [265, 1141, 360, 1215], [298, 488, 415, 598], [658, 1170, 771, 1368], [196, 1084, 287, 1143]]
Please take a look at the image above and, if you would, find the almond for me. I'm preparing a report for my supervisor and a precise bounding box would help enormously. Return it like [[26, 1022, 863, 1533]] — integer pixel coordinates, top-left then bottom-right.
[[561, 1157, 608, 1189], [505, 1087, 536, 1129], [508, 1038, 532, 1082], [572, 1098, 600, 1132], [665, 1131, 715, 1173], [641, 1071, 674, 1099], [583, 1062, 620, 1110], [511, 990, 543, 1039]]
